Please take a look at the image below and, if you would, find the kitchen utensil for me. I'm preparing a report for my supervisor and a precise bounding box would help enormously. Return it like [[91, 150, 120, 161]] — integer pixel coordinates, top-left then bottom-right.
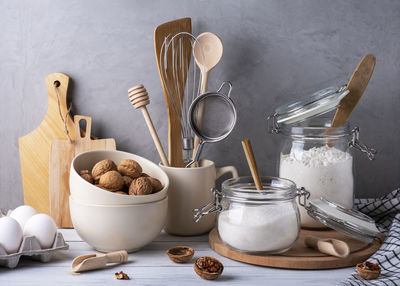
[[19, 73, 77, 215], [304, 236, 350, 258], [209, 227, 380, 269], [69, 196, 167, 253], [159, 31, 205, 164], [192, 32, 223, 158], [154, 18, 192, 167], [71, 250, 128, 273], [0, 232, 68, 269], [241, 139, 262, 190], [50, 115, 116, 228], [185, 82, 236, 168], [331, 54, 376, 127], [161, 159, 237, 235], [70, 150, 169, 205], [128, 84, 169, 166]]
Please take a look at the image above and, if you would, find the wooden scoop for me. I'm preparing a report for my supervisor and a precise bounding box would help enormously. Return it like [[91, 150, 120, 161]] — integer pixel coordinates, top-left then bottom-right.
[[241, 139, 262, 190], [128, 84, 169, 166], [304, 236, 350, 258], [331, 54, 376, 127], [71, 250, 128, 273]]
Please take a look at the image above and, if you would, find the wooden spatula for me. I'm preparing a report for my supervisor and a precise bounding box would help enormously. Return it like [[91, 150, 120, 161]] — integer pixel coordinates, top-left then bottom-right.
[[331, 54, 376, 127], [154, 17, 192, 167], [49, 115, 116, 227], [19, 73, 77, 215]]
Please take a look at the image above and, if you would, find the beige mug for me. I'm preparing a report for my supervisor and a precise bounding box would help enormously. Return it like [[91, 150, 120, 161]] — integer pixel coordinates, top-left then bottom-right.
[[160, 159, 238, 236]]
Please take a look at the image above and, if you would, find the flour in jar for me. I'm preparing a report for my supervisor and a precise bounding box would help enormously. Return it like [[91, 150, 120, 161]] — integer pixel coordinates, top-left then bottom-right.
[[279, 145, 353, 228]]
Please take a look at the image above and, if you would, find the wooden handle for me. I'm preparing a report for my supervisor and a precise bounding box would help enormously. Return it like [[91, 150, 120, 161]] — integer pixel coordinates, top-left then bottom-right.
[[128, 85, 169, 166], [304, 236, 350, 258], [104, 250, 129, 263], [332, 54, 376, 127], [241, 139, 262, 190], [73, 115, 92, 142]]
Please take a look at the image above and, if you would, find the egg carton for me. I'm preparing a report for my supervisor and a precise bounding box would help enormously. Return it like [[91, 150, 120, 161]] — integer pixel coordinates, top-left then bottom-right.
[[0, 232, 69, 268]]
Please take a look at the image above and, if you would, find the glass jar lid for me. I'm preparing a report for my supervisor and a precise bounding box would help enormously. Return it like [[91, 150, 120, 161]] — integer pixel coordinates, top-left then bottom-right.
[[305, 197, 384, 243], [272, 85, 349, 125]]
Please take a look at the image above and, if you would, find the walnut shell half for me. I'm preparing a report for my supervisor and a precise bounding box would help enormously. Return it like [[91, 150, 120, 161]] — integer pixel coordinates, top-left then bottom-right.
[[194, 256, 223, 280], [166, 246, 194, 263], [356, 261, 381, 280], [118, 159, 142, 179], [98, 170, 124, 192], [92, 160, 117, 180], [129, 177, 152, 196]]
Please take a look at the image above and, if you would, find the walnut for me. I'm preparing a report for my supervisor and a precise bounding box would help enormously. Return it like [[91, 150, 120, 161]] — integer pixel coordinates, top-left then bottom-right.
[[356, 261, 381, 280], [118, 159, 142, 178], [98, 171, 124, 192], [194, 256, 223, 280], [91, 160, 117, 180], [115, 191, 128, 195], [166, 246, 194, 263], [148, 177, 163, 193], [79, 170, 94, 184], [140, 173, 149, 177], [122, 176, 133, 188], [129, 177, 152, 196]]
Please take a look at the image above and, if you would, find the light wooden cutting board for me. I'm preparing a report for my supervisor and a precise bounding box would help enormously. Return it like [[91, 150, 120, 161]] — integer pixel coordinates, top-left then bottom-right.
[[50, 115, 116, 227], [19, 73, 77, 215]]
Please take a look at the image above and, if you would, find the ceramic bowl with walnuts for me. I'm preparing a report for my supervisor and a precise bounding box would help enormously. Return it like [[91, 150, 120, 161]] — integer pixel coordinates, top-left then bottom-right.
[[70, 150, 169, 205]]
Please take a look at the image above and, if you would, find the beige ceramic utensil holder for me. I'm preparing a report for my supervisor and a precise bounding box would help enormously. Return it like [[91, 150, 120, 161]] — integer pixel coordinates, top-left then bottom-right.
[[160, 160, 237, 235]]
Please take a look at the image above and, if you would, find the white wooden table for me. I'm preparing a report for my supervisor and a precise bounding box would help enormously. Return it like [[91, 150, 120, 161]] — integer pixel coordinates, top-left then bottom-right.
[[0, 229, 354, 285]]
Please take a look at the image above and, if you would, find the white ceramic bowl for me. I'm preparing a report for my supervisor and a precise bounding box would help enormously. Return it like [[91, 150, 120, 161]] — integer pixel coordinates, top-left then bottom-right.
[[69, 196, 167, 252], [70, 150, 169, 205]]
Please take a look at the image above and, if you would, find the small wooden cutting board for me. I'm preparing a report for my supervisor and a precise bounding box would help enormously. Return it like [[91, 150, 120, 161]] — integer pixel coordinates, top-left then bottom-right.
[[19, 73, 77, 215], [49, 115, 116, 227]]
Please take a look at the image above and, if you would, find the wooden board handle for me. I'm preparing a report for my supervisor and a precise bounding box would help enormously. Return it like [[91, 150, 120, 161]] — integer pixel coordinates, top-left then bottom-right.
[[74, 115, 92, 142]]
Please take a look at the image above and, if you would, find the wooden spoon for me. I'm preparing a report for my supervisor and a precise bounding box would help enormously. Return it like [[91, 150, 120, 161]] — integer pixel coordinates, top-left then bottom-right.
[[191, 32, 223, 159], [241, 139, 262, 190], [331, 54, 376, 127], [71, 250, 128, 273], [304, 236, 350, 258]]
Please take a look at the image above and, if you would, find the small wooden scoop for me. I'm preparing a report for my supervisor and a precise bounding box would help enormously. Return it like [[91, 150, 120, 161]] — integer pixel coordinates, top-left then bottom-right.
[[304, 236, 350, 258], [71, 250, 128, 273]]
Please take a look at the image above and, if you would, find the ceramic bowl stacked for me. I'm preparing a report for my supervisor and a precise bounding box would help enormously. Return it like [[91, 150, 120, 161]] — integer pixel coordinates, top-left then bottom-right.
[[69, 150, 169, 253]]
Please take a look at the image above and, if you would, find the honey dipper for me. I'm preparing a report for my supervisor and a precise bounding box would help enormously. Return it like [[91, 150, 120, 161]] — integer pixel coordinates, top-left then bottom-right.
[[128, 85, 169, 166]]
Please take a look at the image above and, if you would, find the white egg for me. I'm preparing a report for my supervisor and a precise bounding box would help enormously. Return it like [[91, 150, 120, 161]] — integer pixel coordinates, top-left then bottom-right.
[[10, 205, 38, 229], [0, 216, 23, 254], [23, 214, 57, 249]]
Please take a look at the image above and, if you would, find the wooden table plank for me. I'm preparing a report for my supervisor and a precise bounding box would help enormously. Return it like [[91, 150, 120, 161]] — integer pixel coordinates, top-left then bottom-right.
[[0, 229, 354, 285]]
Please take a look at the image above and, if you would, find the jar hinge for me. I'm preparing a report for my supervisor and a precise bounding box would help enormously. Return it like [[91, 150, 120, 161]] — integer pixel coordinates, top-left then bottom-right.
[[192, 188, 222, 223], [349, 127, 377, 160], [297, 187, 310, 208], [267, 113, 280, 134]]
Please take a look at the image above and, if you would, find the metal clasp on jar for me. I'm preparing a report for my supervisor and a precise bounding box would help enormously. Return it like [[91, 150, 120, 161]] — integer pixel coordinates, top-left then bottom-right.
[[192, 188, 222, 223], [267, 113, 280, 134], [296, 187, 310, 208], [349, 127, 377, 160]]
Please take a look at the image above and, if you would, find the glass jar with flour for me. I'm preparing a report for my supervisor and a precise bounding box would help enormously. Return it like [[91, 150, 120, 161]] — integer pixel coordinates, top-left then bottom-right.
[[268, 85, 376, 229]]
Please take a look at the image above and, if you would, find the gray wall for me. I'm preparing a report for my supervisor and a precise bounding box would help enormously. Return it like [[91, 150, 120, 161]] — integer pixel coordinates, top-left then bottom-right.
[[1, 0, 399, 210]]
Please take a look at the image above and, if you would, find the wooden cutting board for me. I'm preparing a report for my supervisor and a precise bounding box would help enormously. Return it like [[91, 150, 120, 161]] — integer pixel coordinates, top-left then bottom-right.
[[50, 115, 116, 227], [154, 17, 192, 167], [209, 228, 381, 269], [19, 73, 77, 215]]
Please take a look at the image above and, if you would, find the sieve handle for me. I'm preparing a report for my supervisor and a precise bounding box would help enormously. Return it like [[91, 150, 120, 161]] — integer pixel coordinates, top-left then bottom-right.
[[185, 141, 205, 168]]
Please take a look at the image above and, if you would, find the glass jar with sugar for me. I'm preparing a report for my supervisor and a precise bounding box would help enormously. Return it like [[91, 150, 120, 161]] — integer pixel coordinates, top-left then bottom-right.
[[268, 85, 376, 229], [193, 176, 384, 254]]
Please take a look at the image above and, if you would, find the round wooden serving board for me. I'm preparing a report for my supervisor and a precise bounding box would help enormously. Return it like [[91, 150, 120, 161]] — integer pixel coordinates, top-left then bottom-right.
[[209, 228, 381, 269]]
